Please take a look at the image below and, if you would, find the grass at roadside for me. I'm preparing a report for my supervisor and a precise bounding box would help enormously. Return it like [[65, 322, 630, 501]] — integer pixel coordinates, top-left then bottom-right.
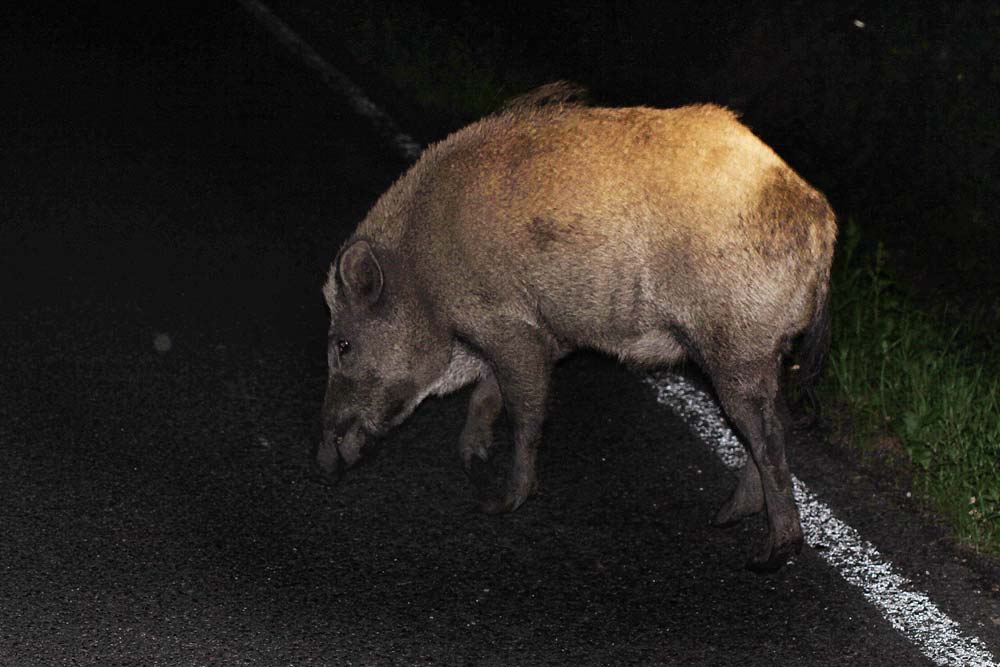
[[822, 222, 1000, 552], [279, 1, 1000, 553]]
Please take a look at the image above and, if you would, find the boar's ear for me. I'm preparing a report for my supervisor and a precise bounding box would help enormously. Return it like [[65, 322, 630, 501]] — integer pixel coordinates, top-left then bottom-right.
[[338, 239, 384, 306]]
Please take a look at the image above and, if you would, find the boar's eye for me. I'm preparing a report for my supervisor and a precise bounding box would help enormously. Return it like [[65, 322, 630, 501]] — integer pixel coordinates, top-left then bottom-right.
[[336, 339, 351, 356]]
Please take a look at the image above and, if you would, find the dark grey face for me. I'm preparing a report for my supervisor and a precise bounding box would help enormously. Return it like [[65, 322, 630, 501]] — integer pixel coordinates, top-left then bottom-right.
[[316, 239, 450, 478]]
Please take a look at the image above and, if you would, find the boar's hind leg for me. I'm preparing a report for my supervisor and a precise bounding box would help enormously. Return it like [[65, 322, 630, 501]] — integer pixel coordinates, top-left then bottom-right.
[[478, 330, 552, 515], [714, 360, 802, 572], [459, 372, 503, 471], [713, 456, 765, 526]]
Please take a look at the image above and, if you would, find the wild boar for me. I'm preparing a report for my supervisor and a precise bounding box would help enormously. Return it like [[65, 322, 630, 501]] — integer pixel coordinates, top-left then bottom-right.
[[317, 85, 836, 572]]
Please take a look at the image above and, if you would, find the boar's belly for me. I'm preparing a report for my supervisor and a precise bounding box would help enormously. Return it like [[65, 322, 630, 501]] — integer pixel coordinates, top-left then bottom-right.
[[613, 329, 686, 367]]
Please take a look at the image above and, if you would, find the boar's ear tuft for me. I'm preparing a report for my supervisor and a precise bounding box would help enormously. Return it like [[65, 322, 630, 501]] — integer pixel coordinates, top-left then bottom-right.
[[338, 240, 384, 306]]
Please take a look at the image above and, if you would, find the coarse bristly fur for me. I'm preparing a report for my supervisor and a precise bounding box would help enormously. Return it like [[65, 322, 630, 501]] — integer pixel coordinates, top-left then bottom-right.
[[319, 83, 837, 573]]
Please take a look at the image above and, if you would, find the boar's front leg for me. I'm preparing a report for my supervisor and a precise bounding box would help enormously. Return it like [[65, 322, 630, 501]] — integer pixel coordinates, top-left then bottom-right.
[[459, 372, 503, 471], [477, 329, 552, 515], [714, 359, 802, 572]]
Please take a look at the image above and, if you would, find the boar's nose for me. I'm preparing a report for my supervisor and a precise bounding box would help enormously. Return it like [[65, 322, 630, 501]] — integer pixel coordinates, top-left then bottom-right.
[[313, 414, 364, 486], [313, 410, 353, 486], [312, 430, 341, 486]]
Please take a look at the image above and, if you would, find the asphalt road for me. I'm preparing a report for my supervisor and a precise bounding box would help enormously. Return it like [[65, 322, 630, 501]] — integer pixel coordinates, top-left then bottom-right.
[[1, 4, 997, 665]]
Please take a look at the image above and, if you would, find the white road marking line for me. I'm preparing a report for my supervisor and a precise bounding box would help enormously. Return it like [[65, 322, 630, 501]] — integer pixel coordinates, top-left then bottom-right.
[[236, 0, 423, 161], [646, 371, 998, 667], [238, 3, 999, 664]]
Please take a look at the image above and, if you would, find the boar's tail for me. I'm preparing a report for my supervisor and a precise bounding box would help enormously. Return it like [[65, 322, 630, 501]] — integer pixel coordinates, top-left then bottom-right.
[[501, 81, 590, 112], [791, 290, 831, 428]]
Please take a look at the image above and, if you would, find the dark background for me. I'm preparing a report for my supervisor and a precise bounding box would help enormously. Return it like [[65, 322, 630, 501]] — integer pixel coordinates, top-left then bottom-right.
[[9, 1, 999, 312]]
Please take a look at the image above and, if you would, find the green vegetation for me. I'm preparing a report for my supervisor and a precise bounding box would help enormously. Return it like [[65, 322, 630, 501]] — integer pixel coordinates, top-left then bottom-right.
[[823, 222, 1000, 552]]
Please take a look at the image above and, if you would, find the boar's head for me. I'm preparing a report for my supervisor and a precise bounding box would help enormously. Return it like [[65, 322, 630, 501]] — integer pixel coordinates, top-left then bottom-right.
[[316, 238, 451, 480]]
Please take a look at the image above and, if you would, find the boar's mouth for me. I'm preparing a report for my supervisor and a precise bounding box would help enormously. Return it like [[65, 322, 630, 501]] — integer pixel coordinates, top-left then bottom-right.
[[315, 423, 373, 486], [315, 382, 421, 480], [334, 422, 366, 467]]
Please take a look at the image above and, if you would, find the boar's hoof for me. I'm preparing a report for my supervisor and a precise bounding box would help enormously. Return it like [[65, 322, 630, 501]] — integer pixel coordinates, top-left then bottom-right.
[[712, 495, 764, 527], [463, 456, 492, 489], [479, 478, 538, 515], [459, 428, 493, 473], [480, 494, 521, 515], [309, 463, 341, 487], [746, 534, 804, 574], [460, 442, 490, 474], [712, 466, 765, 527], [479, 488, 534, 515]]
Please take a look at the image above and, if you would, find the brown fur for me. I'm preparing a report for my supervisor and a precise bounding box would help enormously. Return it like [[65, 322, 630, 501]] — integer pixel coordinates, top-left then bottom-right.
[[320, 93, 837, 572]]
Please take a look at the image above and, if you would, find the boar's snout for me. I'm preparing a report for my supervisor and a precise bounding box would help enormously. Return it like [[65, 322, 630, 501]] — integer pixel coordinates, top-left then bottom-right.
[[315, 408, 367, 484], [313, 430, 341, 484]]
